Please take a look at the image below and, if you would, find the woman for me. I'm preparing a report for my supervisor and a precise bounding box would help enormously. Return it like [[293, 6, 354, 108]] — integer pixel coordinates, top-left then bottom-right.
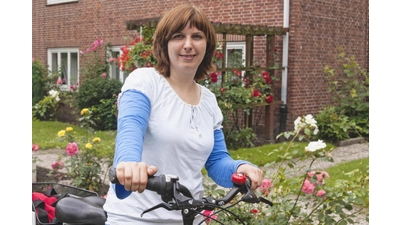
[[103, 5, 264, 224]]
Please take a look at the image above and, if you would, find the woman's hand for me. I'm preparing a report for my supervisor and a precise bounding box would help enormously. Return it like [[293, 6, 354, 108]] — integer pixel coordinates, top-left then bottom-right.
[[115, 162, 158, 193], [236, 164, 264, 190]]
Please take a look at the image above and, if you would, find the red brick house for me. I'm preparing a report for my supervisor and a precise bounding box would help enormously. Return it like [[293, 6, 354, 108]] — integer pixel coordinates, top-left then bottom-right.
[[32, 0, 369, 143]]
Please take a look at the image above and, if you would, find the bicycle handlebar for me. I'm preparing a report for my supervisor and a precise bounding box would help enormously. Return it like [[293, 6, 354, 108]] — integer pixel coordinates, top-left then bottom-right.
[[109, 167, 273, 221]]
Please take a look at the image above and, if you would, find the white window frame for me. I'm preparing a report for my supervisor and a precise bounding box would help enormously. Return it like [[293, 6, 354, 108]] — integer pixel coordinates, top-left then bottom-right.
[[216, 42, 246, 68], [47, 48, 79, 92], [222, 42, 246, 78], [47, 0, 78, 5], [225, 42, 246, 67]]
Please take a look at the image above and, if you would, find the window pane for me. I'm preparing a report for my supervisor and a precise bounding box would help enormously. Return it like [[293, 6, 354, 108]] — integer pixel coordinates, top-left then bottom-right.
[[51, 53, 58, 75], [111, 51, 120, 81], [227, 49, 244, 68], [61, 53, 68, 84], [70, 53, 78, 85]]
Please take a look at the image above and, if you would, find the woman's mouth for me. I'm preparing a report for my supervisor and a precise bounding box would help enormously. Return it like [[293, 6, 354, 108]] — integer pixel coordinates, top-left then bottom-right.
[[180, 54, 195, 60]]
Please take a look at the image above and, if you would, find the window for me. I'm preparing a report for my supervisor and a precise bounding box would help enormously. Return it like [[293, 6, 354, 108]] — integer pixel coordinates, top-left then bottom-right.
[[47, 48, 79, 91], [215, 42, 246, 82], [47, 0, 78, 5], [225, 42, 246, 69], [108, 46, 129, 83]]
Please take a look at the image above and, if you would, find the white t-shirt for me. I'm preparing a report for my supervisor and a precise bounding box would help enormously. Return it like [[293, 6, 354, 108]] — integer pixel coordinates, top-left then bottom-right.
[[104, 68, 223, 224]]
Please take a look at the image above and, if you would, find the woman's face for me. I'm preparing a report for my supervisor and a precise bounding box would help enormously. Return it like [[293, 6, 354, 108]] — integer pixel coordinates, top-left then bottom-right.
[[167, 22, 207, 76]]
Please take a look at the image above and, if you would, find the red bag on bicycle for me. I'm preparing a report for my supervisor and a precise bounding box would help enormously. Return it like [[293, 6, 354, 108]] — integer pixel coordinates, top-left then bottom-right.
[[32, 187, 67, 225]]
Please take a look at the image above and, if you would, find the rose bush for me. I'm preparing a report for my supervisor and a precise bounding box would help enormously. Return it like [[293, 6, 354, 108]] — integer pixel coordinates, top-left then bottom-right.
[[50, 108, 112, 194], [203, 114, 369, 224], [116, 26, 157, 72]]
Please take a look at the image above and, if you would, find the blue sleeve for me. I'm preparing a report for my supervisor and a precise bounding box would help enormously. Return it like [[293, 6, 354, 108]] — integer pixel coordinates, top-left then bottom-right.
[[111, 89, 151, 199], [205, 129, 253, 188]]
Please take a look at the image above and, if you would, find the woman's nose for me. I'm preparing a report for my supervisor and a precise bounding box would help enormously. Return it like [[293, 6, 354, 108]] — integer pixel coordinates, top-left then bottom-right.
[[183, 37, 193, 50]]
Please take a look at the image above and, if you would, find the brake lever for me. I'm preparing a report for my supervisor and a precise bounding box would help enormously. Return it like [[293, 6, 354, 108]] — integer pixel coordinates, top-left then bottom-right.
[[141, 202, 176, 217], [259, 197, 274, 206]]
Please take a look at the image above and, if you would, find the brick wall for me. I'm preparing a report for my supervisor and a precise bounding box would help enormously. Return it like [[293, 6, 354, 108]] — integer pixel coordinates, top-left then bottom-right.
[[32, 0, 368, 142], [285, 0, 369, 131]]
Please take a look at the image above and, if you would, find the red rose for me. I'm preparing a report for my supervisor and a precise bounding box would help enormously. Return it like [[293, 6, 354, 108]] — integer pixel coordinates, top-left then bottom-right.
[[265, 95, 273, 103], [250, 208, 259, 214], [210, 73, 218, 83], [263, 71, 272, 84], [252, 90, 261, 97]]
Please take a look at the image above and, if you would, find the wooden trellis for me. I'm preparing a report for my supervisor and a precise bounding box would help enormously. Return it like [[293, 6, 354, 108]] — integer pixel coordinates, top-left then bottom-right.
[[125, 19, 288, 141]]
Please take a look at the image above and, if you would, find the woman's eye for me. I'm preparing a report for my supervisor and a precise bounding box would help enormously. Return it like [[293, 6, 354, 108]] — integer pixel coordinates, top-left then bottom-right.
[[193, 35, 203, 39], [172, 34, 183, 39]]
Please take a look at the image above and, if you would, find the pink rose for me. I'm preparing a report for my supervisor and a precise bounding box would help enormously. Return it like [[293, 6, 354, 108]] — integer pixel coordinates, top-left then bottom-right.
[[316, 189, 326, 197], [101, 72, 107, 78], [258, 179, 272, 195], [32, 144, 40, 151], [51, 161, 65, 170], [57, 77, 63, 85], [203, 210, 217, 223], [301, 179, 315, 194], [65, 142, 79, 156], [317, 171, 329, 184]]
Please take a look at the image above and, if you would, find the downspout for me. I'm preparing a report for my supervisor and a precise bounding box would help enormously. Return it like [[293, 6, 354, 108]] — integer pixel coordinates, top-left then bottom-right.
[[279, 0, 290, 133]]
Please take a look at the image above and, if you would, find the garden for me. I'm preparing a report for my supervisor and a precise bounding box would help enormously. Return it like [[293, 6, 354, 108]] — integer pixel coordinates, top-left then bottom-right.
[[32, 28, 369, 224]]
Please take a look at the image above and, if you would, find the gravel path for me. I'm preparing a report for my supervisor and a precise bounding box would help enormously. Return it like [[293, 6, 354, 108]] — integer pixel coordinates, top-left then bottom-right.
[[261, 142, 369, 178]]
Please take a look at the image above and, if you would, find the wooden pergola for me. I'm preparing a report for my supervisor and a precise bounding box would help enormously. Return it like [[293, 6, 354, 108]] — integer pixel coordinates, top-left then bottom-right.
[[125, 18, 288, 142]]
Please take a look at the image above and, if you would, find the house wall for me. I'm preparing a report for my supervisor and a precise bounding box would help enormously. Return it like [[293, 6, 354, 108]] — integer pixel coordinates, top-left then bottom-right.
[[284, 0, 369, 131], [32, 0, 368, 142]]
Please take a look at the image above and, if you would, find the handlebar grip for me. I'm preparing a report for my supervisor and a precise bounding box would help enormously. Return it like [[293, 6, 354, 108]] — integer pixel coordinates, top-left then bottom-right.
[[108, 167, 166, 195]]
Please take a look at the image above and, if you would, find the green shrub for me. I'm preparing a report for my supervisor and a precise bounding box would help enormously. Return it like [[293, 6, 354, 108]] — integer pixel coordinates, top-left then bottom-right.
[[90, 95, 118, 131], [315, 106, 361, 143], [75, 77, 122, 109], [224, 127, 257, 150], [32, 60, 48, 105], [32, 90, 60, 121], [323, 47, 369, 138]]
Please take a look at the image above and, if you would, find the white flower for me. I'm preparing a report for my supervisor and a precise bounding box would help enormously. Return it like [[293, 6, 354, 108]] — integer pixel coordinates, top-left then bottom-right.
[[49, 90, 59, 98], [294, 116, 304, 132], [305, 140, 326, 152], [304, 114, 317, 128], [313, 127, 319, 135]]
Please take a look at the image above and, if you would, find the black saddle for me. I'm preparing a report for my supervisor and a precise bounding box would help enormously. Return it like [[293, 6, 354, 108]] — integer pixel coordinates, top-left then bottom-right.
[[55, 196, 107, 225]]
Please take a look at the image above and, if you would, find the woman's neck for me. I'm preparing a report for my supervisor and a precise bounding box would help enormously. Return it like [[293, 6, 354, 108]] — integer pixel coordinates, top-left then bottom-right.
[[166, 75, 200, 105]]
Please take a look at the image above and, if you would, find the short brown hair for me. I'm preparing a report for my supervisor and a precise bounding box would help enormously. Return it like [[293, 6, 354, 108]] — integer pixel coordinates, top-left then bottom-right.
[[152, 5, 216, 81]]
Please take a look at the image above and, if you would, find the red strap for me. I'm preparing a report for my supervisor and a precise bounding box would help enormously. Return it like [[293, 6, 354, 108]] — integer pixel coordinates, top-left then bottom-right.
[[32, 192, 57, 223]]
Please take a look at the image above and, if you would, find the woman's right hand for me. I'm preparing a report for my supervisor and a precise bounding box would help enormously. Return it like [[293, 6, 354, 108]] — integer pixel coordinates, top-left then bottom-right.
[[115, 162, 158, 193]]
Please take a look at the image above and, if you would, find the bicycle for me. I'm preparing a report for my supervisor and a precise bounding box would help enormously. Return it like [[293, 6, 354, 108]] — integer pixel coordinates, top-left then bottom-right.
[[52, 168, 273, 225]]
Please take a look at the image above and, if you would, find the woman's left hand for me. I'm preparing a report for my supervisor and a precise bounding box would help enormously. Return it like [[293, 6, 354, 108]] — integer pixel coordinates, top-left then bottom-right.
[[236, 164, 264, 190]]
